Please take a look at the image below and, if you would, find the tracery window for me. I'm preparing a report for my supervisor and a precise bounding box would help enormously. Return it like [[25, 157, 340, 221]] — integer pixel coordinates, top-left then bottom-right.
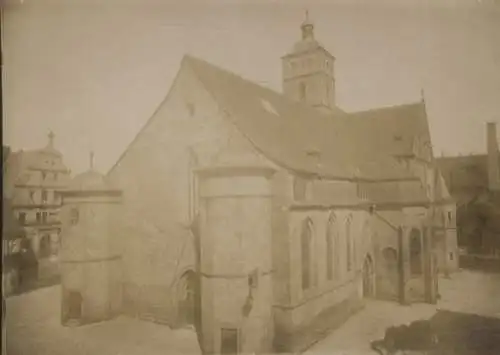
[[410, 228, 423, 275], [326, 213, 336, 280], [301, 218, 313, 290], [346, 216, 353, 272]]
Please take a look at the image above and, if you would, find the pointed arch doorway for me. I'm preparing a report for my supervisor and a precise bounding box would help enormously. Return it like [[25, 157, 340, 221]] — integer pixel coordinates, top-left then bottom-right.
[[177, 270, 197, 326], [362, 255, 375, 298]]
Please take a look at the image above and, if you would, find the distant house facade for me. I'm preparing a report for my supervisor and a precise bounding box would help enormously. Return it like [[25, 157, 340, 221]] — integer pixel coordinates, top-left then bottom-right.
[[437, 122, 500, 257], [3, 133, 71, 273], [59, 17, 458, 354]]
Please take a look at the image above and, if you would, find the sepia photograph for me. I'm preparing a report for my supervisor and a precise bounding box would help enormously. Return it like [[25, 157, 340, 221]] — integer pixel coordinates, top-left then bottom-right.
[[2, 0, 500, 354]]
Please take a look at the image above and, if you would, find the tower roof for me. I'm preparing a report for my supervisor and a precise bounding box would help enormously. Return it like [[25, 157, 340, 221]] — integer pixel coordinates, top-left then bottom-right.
[[69, 170, 111, 191], [67, 152, 116, 192], [38, 131, 63, 157], [284, 11, 332, 58], [301, 10, 314, 29]]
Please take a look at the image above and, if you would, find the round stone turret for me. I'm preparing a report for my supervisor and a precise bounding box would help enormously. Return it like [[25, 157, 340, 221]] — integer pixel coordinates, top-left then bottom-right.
[[59, 153, 122, 326], [195, 157, 276, 354]]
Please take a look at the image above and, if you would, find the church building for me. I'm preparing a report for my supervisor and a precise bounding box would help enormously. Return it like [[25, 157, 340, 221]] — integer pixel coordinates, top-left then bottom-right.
[[59, 16, 458, 354]]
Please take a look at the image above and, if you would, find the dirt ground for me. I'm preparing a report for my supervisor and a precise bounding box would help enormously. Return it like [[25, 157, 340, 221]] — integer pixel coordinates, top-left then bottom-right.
[[304, 270, 500, 355], [3, 270, 499, 355]]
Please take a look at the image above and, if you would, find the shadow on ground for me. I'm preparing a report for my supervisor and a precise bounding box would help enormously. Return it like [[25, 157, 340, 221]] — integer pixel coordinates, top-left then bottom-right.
[[371, 310, 500, 355]]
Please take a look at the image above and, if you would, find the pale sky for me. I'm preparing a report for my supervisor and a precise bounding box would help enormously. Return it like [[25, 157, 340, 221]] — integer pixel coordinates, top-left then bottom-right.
[[3, 0, 500, 174]]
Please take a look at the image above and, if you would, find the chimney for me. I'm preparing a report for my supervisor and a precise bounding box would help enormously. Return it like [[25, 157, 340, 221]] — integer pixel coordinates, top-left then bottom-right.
[[487, 122, 499, 190]]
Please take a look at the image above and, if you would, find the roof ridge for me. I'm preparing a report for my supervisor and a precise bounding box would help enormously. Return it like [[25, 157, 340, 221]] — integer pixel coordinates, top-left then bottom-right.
[[437, 153, 488, 160], [183, 54, 279, 94], [182, 54, 335, 117], [346, 101, 424, 116]]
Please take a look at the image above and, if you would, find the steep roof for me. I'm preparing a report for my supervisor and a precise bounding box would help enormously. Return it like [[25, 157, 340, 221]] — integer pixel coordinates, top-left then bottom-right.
[[7, 149, 69, 174], [184, 55, 427, 181], [67, 170, 114, 192], [343, 102, 431, 159], [363, 180, 429, 206], [436, 154, 489, 193], [435, 171, 453, 202]]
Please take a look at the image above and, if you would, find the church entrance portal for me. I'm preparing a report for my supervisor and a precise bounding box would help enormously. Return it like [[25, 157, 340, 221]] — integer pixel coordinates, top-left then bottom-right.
[[362, 255, 375, 298], [177, 270, 196, 326]]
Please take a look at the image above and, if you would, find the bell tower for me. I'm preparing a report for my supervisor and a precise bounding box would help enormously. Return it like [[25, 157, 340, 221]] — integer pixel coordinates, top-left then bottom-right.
[[282, 11, 336, 113]]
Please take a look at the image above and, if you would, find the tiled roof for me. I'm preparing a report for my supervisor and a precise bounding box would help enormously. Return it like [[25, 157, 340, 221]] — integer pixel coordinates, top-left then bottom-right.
[[3, 147, 70, 201], [435, 171, 453, 202], [185, 55, 427, 181], [67, 170, 115, 192], [363, 180, 429, 205], [8, 149, 69, 174], [343, 102, 431, 159], [436, 154, 489, 192]]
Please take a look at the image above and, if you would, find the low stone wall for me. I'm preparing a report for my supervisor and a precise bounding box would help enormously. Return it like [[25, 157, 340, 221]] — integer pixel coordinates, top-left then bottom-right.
[[38, 257, 60, 280], [273, 297, 364, 353], [122, 282, 177, 327], [459, 254, 500, 273]]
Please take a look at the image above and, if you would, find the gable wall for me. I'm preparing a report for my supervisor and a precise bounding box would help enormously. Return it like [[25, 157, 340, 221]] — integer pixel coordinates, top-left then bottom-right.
[[107, 64, 253, 325]]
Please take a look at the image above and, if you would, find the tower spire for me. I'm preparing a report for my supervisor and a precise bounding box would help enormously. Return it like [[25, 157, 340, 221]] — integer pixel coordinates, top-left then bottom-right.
[[90, 151, 95, 171], [48, 130, 55, 147], [301, 9, 314, 40]]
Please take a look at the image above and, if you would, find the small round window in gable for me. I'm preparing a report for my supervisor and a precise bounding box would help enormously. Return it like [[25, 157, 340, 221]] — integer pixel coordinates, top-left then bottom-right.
[[260, 98, 279, 116]]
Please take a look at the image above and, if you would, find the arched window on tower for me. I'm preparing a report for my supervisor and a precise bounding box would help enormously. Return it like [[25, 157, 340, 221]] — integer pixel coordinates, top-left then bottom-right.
[[410, 228, 423, 275], [301, 218, 313, 291], [326, 213, 336, 281], [299, 82, 307, 102], [346, 216, 352, 272]]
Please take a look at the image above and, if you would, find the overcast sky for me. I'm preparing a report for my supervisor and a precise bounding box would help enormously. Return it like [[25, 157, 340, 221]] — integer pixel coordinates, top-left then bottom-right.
[[3, 0, 500, 174]]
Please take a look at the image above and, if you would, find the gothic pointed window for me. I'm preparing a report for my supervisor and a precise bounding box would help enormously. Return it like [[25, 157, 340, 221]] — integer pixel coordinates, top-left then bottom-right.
[[326, 213, 336, 280], [301, 218, 313, 290], [346, 216, 352, 272], [410, 228, 422, 275]]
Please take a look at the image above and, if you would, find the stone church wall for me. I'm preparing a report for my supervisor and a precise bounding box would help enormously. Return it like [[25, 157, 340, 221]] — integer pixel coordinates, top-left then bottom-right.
[[107, 64, 243, 326], [273, 206, 372, 352]]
